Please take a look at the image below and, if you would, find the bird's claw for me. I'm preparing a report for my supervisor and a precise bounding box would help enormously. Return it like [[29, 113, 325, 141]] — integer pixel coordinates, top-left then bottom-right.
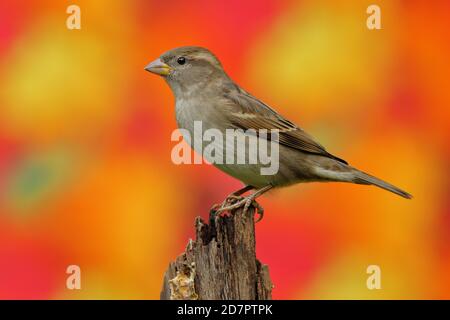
[[252, 201, 264, 222]]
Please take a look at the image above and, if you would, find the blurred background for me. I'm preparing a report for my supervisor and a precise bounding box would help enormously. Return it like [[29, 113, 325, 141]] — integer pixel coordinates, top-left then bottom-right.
[[0, 0, 449, 299]]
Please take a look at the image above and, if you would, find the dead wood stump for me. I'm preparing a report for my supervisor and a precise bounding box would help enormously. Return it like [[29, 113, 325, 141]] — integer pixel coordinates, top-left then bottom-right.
[[160, 206, 273, 300]]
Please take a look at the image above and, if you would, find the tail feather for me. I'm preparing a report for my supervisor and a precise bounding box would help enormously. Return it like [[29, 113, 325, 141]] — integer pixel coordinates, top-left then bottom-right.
[[352, 169, 412, 199]]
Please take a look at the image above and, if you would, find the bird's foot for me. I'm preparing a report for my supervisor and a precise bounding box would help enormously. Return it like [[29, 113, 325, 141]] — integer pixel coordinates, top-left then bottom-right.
[[210, 195, 244, 217], [213, 195, 264, 222], [210, 185, 271, 222]]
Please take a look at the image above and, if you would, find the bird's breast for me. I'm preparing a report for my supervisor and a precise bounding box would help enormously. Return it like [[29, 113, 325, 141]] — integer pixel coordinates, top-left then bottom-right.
[[175, 98, 208, 153], [176, 99, 201, 133]]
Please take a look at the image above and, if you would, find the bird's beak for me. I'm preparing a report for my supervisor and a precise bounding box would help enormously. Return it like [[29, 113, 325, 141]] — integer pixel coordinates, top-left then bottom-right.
[[144, 58, 172, 76]]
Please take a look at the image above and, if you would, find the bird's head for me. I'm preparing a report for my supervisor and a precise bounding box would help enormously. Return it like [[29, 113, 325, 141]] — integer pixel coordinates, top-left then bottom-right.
[[145, 46, 227, 96]]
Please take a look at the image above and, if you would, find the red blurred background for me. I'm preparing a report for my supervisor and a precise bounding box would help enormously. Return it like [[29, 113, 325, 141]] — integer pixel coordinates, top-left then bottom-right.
[[0, 0, 449, 299]]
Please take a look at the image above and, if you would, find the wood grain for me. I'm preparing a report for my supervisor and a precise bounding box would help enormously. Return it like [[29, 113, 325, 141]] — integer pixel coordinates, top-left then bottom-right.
[[161, 207, 273, 300]]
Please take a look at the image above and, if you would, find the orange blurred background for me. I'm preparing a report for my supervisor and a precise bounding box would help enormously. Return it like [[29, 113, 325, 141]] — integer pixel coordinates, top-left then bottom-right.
[[0, 0, 449, 299]]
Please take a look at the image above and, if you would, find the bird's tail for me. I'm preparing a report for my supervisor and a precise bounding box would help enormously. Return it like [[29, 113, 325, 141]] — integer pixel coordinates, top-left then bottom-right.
[[351, 168, 412, 199]]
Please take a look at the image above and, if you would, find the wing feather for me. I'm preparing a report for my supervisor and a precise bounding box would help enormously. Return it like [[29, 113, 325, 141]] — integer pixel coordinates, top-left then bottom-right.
[[223, 88, 348, 164]]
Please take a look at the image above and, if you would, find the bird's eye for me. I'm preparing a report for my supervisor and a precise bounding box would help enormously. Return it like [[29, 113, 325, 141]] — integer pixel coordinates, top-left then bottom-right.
[[177, 57, 186, 65]]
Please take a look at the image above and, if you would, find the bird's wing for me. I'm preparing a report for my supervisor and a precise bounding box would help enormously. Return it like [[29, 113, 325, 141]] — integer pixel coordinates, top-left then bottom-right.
[[222, 87, 348, 164]]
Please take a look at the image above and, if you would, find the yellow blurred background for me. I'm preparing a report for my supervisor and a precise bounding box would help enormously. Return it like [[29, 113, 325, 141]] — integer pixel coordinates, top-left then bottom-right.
[[0, 0, 449, 299]]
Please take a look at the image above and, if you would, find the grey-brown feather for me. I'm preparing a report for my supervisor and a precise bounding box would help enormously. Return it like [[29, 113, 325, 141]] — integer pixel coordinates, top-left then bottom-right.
[[157, 46, 412, 199]]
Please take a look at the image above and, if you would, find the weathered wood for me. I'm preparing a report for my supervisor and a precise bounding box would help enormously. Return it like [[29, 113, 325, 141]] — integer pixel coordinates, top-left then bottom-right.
[[160, 206, 273, 300]]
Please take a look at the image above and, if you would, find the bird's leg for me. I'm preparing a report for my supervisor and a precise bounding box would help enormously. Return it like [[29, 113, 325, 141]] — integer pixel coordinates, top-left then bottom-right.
[[214, 185, 273, 221], [210, 185, 254, 220]]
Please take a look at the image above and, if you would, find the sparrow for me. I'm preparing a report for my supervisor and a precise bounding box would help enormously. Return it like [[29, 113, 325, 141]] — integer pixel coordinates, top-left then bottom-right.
[[145, 46, 411, 219]]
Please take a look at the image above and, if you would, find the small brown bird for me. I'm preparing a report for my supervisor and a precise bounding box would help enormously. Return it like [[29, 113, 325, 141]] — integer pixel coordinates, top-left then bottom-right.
[[145, 46, 411, 218]]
